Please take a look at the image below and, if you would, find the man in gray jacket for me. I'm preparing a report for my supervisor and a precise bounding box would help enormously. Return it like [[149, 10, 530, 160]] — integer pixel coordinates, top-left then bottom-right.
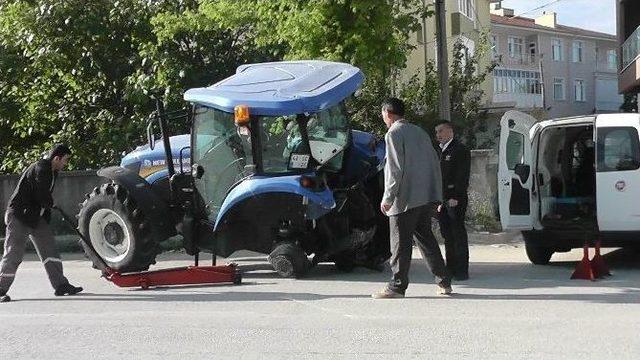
[[372, 98, 452, 298]]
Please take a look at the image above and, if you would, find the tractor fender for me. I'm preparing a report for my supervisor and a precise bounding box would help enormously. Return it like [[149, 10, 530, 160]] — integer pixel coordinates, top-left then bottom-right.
[[96, 166, 177, 239], [213, 174, 336, 231]]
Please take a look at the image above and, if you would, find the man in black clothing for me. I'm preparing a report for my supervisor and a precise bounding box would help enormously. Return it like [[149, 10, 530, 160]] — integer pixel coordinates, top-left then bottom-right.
[[435, 121, 471, 280], [0, 144, 83, 303]]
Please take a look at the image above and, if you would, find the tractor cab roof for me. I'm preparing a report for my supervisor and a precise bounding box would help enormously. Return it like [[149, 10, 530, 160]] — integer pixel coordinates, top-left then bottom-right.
[[183, 60, 364, 116]]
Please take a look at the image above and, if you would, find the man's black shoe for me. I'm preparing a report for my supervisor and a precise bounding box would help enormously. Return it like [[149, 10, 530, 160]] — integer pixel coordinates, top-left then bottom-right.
[[54, 283, 83, 296], [0, 294, 10, 303]]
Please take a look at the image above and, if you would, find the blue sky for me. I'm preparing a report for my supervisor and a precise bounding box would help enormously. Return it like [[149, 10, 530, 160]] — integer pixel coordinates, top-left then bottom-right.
[[500, 0, 616, 35]]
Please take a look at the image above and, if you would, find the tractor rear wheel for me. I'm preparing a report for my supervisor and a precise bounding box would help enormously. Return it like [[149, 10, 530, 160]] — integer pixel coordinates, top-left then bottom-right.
[[77, 183, 160, 272]]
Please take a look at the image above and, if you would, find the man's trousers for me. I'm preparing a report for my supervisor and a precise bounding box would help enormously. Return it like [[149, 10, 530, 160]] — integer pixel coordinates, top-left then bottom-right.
[[1, 211, 69, 292], [388, 204, 451, 294]]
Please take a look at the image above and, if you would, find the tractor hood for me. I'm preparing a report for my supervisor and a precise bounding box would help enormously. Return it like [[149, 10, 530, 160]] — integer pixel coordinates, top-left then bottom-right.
[[120, 134, 191, 182]]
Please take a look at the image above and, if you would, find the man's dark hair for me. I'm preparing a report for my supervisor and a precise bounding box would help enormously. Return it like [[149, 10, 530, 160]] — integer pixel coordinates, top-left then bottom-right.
[[435, 120, 454, 132], [48, 144, 72, 159], [381, 97, 405, 117]]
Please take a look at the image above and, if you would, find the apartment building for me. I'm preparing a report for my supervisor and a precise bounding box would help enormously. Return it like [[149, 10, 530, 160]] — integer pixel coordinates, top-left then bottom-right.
[[617, 0, 640, 96], [490, 2, 623, 118], [403, 0, 496, 102]]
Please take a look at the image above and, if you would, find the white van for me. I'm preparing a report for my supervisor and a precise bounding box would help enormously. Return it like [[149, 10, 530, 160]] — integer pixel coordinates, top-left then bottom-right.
[[499, 110, 640, 264]]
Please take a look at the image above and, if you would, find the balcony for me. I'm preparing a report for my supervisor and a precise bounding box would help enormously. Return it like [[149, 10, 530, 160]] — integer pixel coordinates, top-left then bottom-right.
[[493, 93, 543, 109], [620, 24, 640, 93], [622, 25, 640, 69], [496, 53, 538, 68]]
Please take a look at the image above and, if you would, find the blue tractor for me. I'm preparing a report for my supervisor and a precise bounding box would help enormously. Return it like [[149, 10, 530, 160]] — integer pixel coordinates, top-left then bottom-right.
[[77, 60, 389, 277]]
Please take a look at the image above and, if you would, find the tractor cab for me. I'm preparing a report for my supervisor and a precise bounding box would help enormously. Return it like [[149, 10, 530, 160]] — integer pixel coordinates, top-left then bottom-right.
[[191, 99, 350, 219]]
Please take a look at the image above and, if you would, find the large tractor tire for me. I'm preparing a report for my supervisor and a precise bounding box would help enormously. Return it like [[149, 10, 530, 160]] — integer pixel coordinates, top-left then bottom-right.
[[268, 242, 309, 278], [77, 183, 161, 272]]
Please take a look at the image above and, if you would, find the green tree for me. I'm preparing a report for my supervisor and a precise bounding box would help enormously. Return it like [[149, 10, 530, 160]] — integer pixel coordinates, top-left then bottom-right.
[[198, 0, 429, 133], [448, 36, 497, 148], [0, 0, 275, 174], [397, 35, 497, 147]]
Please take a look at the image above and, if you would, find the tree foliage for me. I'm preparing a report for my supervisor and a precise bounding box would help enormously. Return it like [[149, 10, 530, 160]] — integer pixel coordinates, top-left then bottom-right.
[[0, 0, 493, 174], [0, 0, 276, 173], [399, 35, 497, 147]]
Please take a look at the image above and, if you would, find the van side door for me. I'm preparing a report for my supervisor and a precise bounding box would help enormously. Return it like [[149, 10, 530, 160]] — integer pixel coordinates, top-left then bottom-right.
[[595, 114, 640, 231], [498, 110, 537, 230]]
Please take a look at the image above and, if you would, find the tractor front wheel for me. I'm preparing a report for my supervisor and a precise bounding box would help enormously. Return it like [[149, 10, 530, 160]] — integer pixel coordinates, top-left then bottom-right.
[[268, 242, 309, 278]]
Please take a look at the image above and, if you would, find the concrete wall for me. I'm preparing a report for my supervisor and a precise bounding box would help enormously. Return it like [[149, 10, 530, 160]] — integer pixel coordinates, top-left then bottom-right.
[[1, 151, 501, 236], [467, 149, 499, 220], [0, 171, 107, 236]]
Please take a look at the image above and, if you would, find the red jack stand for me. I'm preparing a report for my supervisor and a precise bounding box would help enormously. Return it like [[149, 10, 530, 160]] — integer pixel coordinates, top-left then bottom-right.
[[590, 240, 611, 278], [571, 243, 595, 280]]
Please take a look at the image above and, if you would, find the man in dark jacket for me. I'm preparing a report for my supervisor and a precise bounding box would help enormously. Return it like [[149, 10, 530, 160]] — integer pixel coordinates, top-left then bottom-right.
[[435, 121, 471, 280], [0, 144, 83, 303]]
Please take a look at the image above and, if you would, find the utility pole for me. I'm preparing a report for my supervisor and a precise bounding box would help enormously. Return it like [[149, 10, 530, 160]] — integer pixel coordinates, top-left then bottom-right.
[[422, 0, 429, 81], [538, 54, 546, 110], [434, 0, 451, 121]]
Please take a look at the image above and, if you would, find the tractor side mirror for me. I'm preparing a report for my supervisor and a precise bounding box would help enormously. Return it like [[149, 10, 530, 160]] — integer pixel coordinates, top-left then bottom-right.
[[191, 163, 205, 179], [147, 121, 156, 150]]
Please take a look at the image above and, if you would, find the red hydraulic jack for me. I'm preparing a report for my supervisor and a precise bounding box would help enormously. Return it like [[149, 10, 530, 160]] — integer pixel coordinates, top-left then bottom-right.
[[55, 207, 241, 289], [571, 239, 611, 280], [104, 254, 241, 290]]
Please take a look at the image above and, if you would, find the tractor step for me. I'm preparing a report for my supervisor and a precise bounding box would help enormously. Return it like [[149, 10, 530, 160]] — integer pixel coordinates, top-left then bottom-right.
[[106, 263, 242, 289]]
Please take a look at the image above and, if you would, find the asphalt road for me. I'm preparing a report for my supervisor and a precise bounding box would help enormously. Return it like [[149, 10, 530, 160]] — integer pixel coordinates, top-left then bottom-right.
[[1, 242, 639, 359]]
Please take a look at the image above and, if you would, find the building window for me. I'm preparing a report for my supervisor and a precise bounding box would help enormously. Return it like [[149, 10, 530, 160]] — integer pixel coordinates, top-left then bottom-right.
[[608, 49, 617, 70], [490, 35, 498, 60], [552, 39, 563, 61], [417, 23, 424, 44], [572, 41, 583, 63], [508, 36, 523, 59], [458, 0, 475, 20], [574, 79, 586, 102], [493, 68, 542, 94], [554, 78, 565, 100]]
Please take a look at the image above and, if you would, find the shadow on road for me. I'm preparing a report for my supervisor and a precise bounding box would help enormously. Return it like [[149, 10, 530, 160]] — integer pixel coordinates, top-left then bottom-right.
[[10, 248, 640, 305], [15, 291, 370, 303]]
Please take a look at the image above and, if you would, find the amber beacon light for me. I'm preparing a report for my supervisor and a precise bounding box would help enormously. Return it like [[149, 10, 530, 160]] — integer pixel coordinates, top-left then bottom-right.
[[234, 105, 250, 125]]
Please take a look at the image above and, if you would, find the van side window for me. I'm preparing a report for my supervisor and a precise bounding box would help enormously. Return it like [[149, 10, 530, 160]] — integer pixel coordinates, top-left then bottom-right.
[[596, 127, 640, 172], [506, 131, 525, 170]]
